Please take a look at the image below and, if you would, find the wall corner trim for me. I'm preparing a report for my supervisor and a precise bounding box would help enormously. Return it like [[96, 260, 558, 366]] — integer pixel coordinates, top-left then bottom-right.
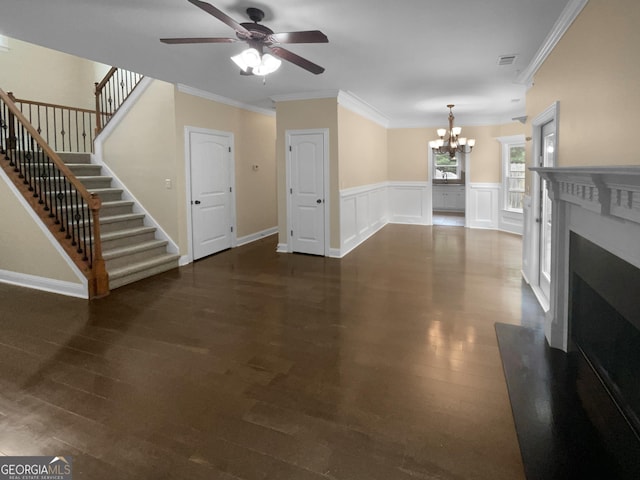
[[516, 0, 589, 86], [236, 227, 278, 247]]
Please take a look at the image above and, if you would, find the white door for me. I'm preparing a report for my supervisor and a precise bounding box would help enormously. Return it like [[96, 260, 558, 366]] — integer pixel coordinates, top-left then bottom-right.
[[190, 131, 233, 260], [539, 120, 556, 299], [289, 132, 326, 255]]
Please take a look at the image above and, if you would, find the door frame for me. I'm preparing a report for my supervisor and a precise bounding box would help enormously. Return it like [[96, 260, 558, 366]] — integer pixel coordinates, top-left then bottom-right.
[[184, 126, 237, 263], [427, 145, 469, 226], [285, 128, 330, 256], [528, 101, 559, 311]]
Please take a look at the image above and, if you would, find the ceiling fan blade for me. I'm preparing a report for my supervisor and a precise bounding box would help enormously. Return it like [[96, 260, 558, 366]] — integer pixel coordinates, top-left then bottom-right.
[[160, 37, 237, 44], [187, 0, 250, 34], [269, 47, 325, 74], [268, 30, 328, 44]]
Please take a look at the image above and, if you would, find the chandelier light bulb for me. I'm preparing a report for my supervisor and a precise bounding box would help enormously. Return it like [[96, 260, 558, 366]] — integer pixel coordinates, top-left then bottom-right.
[[452, 127, 462, 136], [437, 128, 447, 137], [459, 138, 467, 145], [468, 139, 476, 147]]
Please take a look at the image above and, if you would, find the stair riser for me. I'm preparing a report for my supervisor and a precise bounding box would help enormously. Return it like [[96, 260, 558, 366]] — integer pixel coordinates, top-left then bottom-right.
[[100, 204, 134, 217], [100, 217, 145, 234], [91, 190, 122, 202], [101, 231, 156, 251], [105, 245, 170, 271], [109, 259, 179, 290], [58, 153, 92, 164], [66, 165, 103, 176], [79, 178, 112, 189]]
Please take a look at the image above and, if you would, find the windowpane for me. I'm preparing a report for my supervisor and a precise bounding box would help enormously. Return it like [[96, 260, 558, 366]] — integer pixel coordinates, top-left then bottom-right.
[[434, 153, 459, 179], [505, 144, 525, 212]]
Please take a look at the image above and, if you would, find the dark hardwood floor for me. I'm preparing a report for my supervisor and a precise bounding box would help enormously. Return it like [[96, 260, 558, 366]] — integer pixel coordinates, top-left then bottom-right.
[[0, 224, 542, 479]]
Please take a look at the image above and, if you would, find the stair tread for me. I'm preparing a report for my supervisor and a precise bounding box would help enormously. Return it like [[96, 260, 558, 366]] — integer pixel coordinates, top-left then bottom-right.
[[76, 175, 112, 180], [100, 226, 157, 241], [100, 212, 145, 224], [103, 200, 134, 206], [88, 187, 123, 193], [103, 240, 169, 260], [108, 253, 180, 279]]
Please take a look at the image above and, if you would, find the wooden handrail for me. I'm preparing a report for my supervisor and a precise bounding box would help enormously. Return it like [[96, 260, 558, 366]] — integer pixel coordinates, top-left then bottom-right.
[[0, 87, 108, 297], [9, 92, 97, 153], [2, 90, 95, 204], [9, 95, 96, 114], [94, 67, 143, 135], [95, 66, 118, 92]]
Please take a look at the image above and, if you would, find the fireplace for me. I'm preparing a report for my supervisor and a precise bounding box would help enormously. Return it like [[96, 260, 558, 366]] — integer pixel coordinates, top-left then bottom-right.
[[531, 165, 640, 478], [569, 233, 640, 476]]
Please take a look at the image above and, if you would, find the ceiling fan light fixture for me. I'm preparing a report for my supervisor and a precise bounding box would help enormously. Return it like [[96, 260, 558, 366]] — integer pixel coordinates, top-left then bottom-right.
[[231, 52, 250, 71], [241, 47, 261, 68], [254, 53, 281, 75]]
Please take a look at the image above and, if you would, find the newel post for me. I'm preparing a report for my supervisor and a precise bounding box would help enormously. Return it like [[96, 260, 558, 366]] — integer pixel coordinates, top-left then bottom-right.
[[6, 92, 17, 151], [94, 82, 102, 137], [90, 193, 109, 298]]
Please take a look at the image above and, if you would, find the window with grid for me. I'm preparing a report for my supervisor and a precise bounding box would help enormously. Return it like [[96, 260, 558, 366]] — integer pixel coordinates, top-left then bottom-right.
[[433, 152, 460, 180], [505, 144, 525, 212]]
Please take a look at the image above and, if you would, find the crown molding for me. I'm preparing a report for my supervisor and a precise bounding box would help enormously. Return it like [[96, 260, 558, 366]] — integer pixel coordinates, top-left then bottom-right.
[[270, 90, 340, 102], [388, 113, 520, 129], [177, 84, 275, 117], [516, 0, 589, 86], [270, 90, 390, 128], [337, 91, 390, 128]]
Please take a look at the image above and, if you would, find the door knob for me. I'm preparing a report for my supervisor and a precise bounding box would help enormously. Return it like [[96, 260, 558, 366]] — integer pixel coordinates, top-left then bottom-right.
[[316, 199, 322, 204], [194, 200, 201, 205]]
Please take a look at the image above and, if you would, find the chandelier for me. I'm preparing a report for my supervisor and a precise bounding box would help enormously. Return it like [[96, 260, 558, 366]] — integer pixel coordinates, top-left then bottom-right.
[[430, 104, 476, 159]]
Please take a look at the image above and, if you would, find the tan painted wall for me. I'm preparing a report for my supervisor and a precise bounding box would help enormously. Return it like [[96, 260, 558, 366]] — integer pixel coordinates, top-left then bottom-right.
[[174, 90, 277, 244], [275, 98, 340, 248], [526, 0, 640, 167], [337, 106, 388, 189], [388, 123, 524, 183], [0, 174, 82, 284], [102, 80, 181, 245], [388, 128, 430, 181], [0, 37, 107, 109]]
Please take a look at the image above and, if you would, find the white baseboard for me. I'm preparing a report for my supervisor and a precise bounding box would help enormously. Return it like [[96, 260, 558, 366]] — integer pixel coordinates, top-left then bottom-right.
[[178, 255, 190, 266], [0, 269, 87, 299], [237, 227, 277, 247], [276, 243, 289, 253]]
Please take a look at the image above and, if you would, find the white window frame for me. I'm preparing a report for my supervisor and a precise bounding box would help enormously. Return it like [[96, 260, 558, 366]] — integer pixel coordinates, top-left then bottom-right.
[[498, 135, 526, 213], [432, 151, 461, 181]]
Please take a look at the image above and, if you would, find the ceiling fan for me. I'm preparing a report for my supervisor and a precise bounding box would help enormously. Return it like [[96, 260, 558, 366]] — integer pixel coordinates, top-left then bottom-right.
[[160, 0, 328, 75]]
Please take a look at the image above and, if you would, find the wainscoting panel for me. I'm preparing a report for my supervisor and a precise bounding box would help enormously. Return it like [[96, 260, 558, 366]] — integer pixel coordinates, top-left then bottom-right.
[[388, 182, 431, 225], [499, 209, 524, 235], [468, 183, 500, 229], [340, 183, 390, 257]]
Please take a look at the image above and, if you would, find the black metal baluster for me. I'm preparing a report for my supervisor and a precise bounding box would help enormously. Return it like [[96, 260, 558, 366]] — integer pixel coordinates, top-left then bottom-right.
[[54, 168, 64, 227], [87, 207, 94, 267], [45, 155, 55, 218], [52, 107, 58, 151], [80, 199, 88, 260], [61, 178, 70, 236], [18, 124, 28, 181], [75, 110, 79, 152], [73, 190, 82, 252]]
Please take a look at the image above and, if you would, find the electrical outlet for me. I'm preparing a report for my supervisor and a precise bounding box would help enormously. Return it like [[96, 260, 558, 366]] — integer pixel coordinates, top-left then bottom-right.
[[165, 179, 172, 189]]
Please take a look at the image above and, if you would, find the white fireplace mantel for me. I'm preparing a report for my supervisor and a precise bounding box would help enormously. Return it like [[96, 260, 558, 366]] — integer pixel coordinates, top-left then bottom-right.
[[530, 165, 640, 351]]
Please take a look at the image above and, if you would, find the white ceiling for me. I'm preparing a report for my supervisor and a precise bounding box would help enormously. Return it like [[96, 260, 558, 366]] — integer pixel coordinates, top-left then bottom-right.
[[0, 0, 570, 127]]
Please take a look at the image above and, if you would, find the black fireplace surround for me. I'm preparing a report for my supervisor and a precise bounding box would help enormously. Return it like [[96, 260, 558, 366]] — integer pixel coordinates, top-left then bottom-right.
[[569, 232, 640, 477]]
